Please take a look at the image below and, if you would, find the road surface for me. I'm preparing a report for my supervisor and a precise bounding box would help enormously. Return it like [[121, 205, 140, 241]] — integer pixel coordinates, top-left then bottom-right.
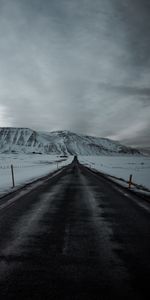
[[0, 157, 150, 299]]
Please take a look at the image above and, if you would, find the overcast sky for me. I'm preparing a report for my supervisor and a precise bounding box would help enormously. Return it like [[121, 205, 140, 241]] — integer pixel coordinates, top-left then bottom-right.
[[0, 0, 150, 147]]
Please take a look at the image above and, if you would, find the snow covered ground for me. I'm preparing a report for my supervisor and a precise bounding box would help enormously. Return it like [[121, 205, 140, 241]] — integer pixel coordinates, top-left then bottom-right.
[[0, 153, 149, 198], [0, 154, 73, 196], [79, 156, 150, 192]]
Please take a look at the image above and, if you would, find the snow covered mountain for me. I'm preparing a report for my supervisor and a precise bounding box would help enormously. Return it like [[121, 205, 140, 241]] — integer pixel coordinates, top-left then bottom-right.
[[0, 127, 141, 155]]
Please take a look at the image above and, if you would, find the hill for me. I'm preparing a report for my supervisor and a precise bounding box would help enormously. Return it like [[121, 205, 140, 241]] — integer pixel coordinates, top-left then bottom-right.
[[0, 127, 141, 155]]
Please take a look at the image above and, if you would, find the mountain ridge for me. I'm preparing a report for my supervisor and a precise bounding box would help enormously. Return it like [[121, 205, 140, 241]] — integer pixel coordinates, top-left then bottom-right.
[[0, 127, 141, 155]]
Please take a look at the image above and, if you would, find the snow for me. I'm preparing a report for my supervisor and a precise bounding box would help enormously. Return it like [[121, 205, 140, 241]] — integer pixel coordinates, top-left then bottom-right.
[[0, 154, 73, 196], [0, 153, 149, 198], [79, 156, 150, 192], [0, 127, 140, 155]]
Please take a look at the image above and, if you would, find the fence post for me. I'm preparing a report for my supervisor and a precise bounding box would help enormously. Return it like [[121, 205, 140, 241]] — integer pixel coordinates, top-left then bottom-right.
[[128, 174, 133, 189], [11, 164, 15, 188]]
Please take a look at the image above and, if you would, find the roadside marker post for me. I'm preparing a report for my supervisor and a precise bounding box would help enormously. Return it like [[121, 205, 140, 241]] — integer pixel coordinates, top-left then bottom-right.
[[128, 174, 133, 189], [11, 164, 15, 188]]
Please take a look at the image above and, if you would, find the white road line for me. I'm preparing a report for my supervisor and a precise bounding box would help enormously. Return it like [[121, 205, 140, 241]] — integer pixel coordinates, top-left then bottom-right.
[[84, 166, 150, 213], [0, 168, 65, 211]]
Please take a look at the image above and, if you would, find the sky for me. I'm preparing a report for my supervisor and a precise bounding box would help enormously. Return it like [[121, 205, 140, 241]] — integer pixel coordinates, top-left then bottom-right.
[[0, 0, 150, 148]]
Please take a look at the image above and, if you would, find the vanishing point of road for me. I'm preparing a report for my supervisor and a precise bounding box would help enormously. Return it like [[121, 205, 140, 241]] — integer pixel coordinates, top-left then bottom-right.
[[0, 157, 150, 299]]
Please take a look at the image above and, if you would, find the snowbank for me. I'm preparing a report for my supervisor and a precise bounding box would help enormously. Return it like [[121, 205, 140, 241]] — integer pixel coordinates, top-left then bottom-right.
[[79, 156, 150, 192], [0, 154, 73, 196]]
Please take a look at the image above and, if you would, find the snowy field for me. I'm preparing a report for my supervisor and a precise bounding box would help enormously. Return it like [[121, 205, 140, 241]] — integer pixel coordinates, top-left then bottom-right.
[[79, 156, 150, 192], [0, 154, 149, 197], [0, 154, 73, 196]]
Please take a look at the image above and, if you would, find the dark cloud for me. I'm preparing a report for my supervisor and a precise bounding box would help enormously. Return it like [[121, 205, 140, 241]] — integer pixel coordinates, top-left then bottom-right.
[[98, 82, 150, 96], [0, 0, 150, 147]]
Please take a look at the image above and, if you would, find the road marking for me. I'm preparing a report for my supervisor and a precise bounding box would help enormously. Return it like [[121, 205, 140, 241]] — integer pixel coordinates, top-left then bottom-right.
[[112, 184, 150, 213], [83, 166, 150, 214], [0, 168, 65, 211]]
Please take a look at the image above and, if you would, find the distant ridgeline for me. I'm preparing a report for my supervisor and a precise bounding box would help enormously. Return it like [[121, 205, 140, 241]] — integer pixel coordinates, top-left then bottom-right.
[[0, 127, 141, 155]]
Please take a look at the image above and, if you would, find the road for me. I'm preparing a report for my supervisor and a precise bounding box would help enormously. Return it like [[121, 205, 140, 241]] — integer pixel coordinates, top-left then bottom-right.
[[0, 157, 150, 299]]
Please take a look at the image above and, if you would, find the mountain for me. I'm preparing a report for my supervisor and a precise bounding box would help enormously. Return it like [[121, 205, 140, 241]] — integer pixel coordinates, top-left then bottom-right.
[[0, 127, 141, 155], [138, 147, 150, 156]]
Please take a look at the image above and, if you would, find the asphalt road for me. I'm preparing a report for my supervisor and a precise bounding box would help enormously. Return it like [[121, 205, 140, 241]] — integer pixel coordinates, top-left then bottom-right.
[[0, 157, 150, 299]]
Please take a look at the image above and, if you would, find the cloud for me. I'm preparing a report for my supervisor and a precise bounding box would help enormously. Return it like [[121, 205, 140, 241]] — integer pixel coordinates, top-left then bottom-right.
[[0, 104, 11, 126], [0, 0, 150, 147]]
